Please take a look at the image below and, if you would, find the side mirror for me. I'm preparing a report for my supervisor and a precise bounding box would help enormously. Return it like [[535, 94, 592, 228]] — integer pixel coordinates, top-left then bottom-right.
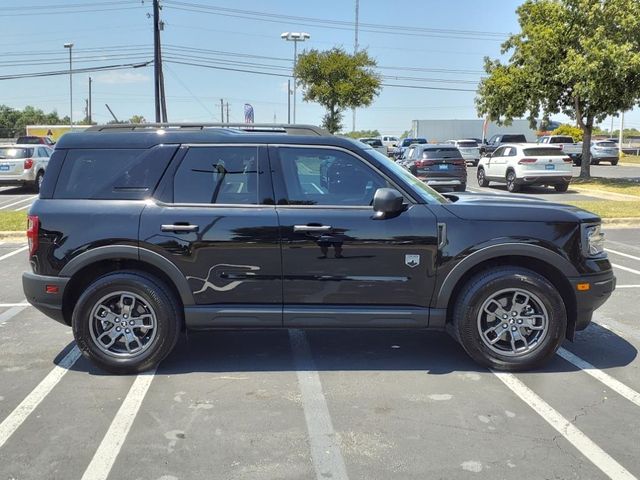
[[373, 188, 405, 219]]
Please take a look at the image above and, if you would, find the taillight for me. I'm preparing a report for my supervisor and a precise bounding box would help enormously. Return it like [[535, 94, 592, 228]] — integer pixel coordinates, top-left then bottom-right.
[[27, 215, 39, 256], [563, 157, 572, 163], [452, 159, 466, 166], [518, 157, 537, 164], [23, 159, 33, 170], [415, 159, 436, 167]]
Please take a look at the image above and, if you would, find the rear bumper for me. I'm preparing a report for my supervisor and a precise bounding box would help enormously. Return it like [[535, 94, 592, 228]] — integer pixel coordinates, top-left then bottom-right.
[[568, 270, 616, 334], [515, 175, 571, 186], [22, 272, 70, 326]]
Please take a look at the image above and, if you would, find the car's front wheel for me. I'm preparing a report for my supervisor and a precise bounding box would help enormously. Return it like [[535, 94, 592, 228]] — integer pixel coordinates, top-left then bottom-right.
[[451, 267, 566, 371], [477, 168, 489, 187], [72, 271, 182, 374]]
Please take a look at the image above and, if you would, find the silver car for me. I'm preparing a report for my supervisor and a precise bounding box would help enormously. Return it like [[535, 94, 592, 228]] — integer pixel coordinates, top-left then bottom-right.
[[0, 144, 52, 192], [590, 141, 618, 165], [446, 139, 481, 166]]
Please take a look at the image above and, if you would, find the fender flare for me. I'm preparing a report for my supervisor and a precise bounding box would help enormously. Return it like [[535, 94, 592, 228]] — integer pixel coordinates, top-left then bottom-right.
[[434, 242, 578, 309], [59, 245, 195, 305]]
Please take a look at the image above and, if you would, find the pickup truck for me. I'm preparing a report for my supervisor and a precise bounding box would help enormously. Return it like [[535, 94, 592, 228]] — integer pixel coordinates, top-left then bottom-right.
[[538, 135, 582, 165], [358, 138, 388, 156], [480, 134, 528, 156]]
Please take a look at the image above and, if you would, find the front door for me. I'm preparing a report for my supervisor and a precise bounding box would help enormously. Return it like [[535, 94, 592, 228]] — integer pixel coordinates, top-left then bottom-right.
[[269, 145, 439, 328], [139, 144, 282, 327]]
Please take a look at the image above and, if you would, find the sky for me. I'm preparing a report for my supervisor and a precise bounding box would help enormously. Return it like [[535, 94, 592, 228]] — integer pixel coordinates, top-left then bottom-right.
[[1, 0, 638, 136]]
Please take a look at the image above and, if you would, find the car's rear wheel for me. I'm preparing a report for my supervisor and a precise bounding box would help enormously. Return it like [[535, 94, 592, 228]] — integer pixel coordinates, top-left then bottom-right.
[[477, 168, 489, 187], [591, 159, 600, 165], [611, 158, 619, 166], [451, 267, 566, 371], [72, 271, 181, 374], [34, 170, 44, 193], [554, 182, 569, 192], [506, 171, 520, 193]]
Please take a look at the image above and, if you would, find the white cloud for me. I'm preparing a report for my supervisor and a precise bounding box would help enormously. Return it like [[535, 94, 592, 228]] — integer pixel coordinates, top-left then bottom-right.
[[94, 71, 150, 85]]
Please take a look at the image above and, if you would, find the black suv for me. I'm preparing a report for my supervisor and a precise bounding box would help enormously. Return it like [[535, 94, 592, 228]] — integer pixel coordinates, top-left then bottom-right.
[[23, 123, 615, 374], [480, 134, 528, 156]]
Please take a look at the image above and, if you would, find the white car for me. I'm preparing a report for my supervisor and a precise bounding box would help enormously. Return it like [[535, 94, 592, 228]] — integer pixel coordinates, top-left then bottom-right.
[[476, 143, 572, 193], [0, 144, 53, 192], [445, 139, 481, 166], [381, 135, 399, 155]]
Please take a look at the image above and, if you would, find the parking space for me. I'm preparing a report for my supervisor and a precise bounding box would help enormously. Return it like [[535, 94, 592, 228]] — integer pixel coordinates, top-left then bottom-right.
[[1, 230, 640, 479], [0, 186, 38, 212]]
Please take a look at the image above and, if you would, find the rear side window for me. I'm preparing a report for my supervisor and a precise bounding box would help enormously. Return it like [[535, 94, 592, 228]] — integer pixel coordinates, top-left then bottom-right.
[[54, 148, 171, 199], [173, 146, 260, 205], [503, 135, 527, 142], [523, 147, 563, 156], [0, 147, 32, 159], [422, 147, 462, 159], [456, 141, 477, 147], [550, 136, 573, 143]]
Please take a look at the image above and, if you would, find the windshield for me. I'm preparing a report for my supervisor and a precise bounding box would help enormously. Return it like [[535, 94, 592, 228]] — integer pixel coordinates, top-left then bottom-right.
[[402, 138, 427, 147], [550, 136, 574, 143], [366, 148, 448, 204]]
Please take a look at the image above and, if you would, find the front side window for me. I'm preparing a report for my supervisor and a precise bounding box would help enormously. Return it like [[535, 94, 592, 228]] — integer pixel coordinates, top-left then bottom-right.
[[277, 147, 389, 206], [493, 147, 505, 157], [173, 146, 260, 205]]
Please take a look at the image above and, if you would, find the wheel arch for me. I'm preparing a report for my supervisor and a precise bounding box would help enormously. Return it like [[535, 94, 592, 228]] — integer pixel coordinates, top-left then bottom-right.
[[60, 246, 194, 326], [436, 244, 578, 339]]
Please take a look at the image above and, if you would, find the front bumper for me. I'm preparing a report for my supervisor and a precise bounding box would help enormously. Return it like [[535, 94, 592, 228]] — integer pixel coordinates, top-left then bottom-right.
[[22, 272, 70, 326], [568, 270, 616, 334]]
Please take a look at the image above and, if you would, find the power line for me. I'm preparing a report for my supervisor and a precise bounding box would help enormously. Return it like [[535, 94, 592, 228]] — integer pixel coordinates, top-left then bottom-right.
[[0, 5, 148, 17], [0, 61, 152, 81]]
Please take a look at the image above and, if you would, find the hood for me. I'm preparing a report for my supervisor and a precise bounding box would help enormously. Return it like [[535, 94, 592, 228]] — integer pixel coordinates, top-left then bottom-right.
[[441, 191, 601, 223]]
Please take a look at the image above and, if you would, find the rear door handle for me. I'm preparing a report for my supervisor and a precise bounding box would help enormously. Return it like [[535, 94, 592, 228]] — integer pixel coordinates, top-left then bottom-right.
[[294, 225, 332, 233], [161, 224, 199, 233]]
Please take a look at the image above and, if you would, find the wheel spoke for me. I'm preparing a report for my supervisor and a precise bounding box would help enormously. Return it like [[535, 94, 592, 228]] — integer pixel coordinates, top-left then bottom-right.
[[483, 323, 508, 345], [521, 314, 546, 330], [131, 314, 153, 328], [94, 305, 118, 325], [511, 328, 528, 350], [511, 291, 531, 315], [120, 293, 136, 317], [484, 299, 508, 318], [97, 327, 122, 349]]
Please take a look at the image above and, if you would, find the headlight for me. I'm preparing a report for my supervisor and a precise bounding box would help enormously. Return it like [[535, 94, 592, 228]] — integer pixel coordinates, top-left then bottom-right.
[[582, 224, 605, 257]]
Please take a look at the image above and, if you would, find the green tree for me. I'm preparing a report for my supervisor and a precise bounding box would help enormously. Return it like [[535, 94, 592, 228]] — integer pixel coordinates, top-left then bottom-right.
[[128, 115, 146, 124], [342, 129, 381, 139], [294, 48, 381, 134], [0, 105, 64, 137], [476, 0, 640, 178], [551, 124, 583, 142]]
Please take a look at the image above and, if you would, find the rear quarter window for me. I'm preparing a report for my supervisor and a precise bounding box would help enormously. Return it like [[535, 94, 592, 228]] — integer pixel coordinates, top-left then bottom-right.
[[53, 148, 174, 199]]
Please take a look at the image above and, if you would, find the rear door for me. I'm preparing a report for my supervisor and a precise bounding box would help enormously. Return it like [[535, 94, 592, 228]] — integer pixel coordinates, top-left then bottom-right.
[[139, 144, 283, 327], [270, 145, 438, 328]]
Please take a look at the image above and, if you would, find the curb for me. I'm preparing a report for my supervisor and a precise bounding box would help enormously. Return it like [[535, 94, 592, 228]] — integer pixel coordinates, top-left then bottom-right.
[[570, 187, 638, 201], [0, 231, 26, 243]]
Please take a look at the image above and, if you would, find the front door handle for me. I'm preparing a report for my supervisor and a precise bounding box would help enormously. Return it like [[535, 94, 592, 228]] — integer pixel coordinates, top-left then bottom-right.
[[161, 224, 199, 233], [294, 225, 332, 233]]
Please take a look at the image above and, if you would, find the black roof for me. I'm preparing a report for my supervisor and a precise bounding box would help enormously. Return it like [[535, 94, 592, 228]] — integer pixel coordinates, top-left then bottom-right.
[[55, 124, 362, 150]]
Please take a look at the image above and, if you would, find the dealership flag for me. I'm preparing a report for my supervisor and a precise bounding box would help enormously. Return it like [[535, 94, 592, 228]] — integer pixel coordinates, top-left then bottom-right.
[[244, 104, 254, 123]]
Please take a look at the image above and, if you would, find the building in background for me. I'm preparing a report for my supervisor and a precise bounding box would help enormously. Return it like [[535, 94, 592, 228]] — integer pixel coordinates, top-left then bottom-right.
[[411, 119, 539, 143], [26, 125, 91, 142]]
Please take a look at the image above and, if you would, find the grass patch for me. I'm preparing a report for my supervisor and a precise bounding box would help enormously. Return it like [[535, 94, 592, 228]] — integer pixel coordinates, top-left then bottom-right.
[[621, 155, 640, 165], [571, 177, 640, 197], [0, 211, 27, 231], [563, 201, 640, 218]]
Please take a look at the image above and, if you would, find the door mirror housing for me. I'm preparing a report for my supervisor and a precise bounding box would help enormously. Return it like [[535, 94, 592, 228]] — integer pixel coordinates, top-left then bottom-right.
[[373, 188, 405, 219]]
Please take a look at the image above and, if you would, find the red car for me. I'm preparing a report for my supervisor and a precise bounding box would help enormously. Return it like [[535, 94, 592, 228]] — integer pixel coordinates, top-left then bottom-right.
[[16, 135, 55, 146]]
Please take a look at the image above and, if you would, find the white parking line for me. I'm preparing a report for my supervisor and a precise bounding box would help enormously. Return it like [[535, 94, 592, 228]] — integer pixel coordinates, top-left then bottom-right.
[[15, 202, 33, 211], [612, 263, 640, 276], [492, 371, 636, 480], [0, 196, 38, 211], [81, 369, 157, 480], [0, 305, 28, 326], [289, 330, 349, 480], [607, 248, 640, 263], [616, 285, 640, 288], [0, 302, 29, 308], [557, 348, 640, 408], [0, 346, 81, 449], [0, 245, 28, 262]]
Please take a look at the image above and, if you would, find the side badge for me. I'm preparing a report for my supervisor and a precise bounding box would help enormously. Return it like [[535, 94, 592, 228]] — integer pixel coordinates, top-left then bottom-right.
[[405, 254, 420, 268]]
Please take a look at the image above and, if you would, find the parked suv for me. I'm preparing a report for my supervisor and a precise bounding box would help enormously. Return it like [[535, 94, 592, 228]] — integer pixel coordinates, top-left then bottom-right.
[[404, 144, 467, 191], [23, 123, 615, 374], [0, 144, 52, 191], [480, 133, 528, 156]]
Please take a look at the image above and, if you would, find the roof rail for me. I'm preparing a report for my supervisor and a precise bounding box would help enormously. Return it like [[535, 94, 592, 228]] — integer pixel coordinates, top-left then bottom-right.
[[84, 123, 330, 136]]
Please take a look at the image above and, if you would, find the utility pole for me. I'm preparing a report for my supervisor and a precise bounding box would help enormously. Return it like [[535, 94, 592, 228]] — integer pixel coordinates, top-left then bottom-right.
[[88, 76, 92, 124], [84, 99, 89, 123], [287, 79, 291, 124], [225, 102, 230, 123], [619, 110, 625, 155], [352, 0, 359, 133], [220, 99, 224, 123], [153, 0, 167, 122]]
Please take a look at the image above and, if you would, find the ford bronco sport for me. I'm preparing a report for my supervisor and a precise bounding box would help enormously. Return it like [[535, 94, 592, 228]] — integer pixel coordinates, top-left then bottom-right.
[[22, 123, 615, 374]]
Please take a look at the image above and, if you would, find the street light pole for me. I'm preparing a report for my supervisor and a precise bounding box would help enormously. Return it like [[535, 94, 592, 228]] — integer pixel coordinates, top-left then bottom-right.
[[281, 32, 310, 124], [64, 43, 73, 129]]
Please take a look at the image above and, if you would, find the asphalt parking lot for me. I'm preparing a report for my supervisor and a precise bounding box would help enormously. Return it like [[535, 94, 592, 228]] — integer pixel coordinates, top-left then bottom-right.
[[0, 227, 639, 480]]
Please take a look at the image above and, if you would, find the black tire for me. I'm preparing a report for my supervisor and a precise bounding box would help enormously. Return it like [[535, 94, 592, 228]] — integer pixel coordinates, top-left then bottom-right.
[[506, 170, 520, 193], [72, 271, 182, 374], [611, 158, 619, 166], [591, 159, 600, 165], [451, 267, 567, 371], [454, 183, 467, 192], [573, 155, 582, 167], [554, 182, 569, 192], [34, 170, 44, 193], [477, 168, 490, 187]]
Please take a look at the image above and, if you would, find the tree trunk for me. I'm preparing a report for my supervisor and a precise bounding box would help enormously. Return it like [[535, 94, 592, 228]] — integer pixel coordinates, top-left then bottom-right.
[[579, 117, 593, 179]]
